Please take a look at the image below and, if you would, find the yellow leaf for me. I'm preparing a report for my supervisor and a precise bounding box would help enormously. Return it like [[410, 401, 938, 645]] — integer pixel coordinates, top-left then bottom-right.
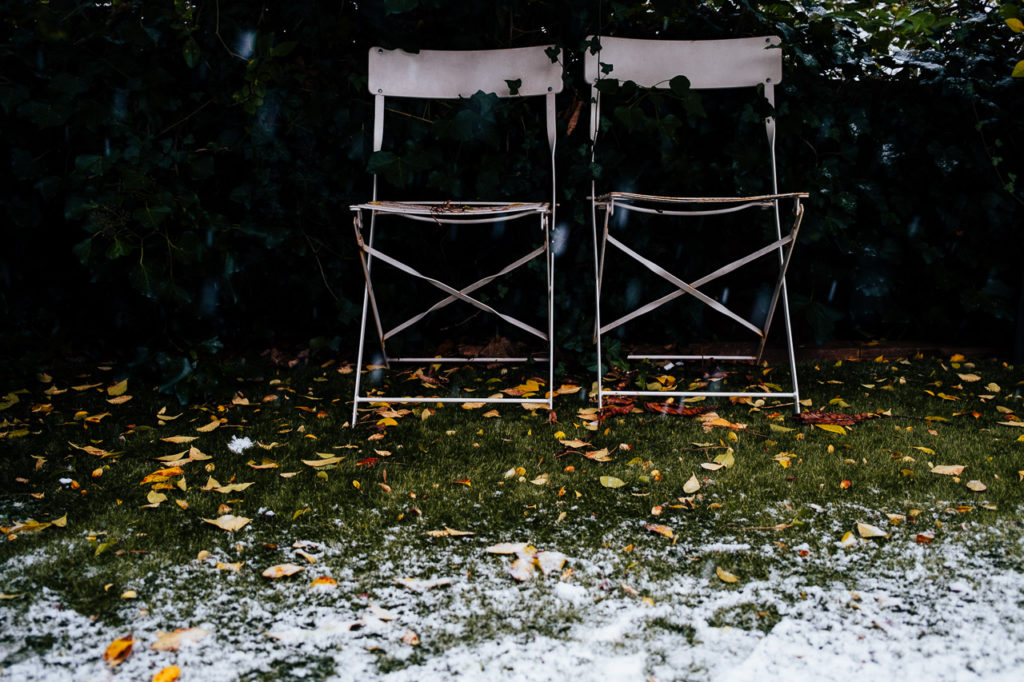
[[196, 420, 220, 433], [912, 446, 936, 455], [966, 480, 987, 492], [700, 462, 725, 471], [482, 409, 501, 418], [121, 590, 137, 599], [151, 628, 209, 652], [815, 423, 847, 435], [215, 561, 244, 572], [713, 450, 735, 468], [140, 466, 184, 485], [998, 421, 1024, 428], [107, 394, 132, 405], [247, 459, 279, 469], [153, 665, 181, 682], [145, 491, 167, 506], [202, 515, 251, 531], [262, 563, 305, 578], [931, 464, 965, 476], [530, 473, 549, 486], [856, 522, 889, 538], [461, 402, 485, 410], [161, 436, 198, 444], [213, 482, 254, 494], [106, 380, 128, 396], [683, 474, 701, 494], [645, 523, 674, 538], [426, 527, 475, 538], [600, 476, 626, 488], [103, 634, 134, 667], [301, 456, 344, 467], [715, 566, 739, 584], [1008, 17, 1024, 33], [956, 373, 981, 383], [69, 442, 113, 457], [310, 576, 338, 588], [559, 439, 590, 448]]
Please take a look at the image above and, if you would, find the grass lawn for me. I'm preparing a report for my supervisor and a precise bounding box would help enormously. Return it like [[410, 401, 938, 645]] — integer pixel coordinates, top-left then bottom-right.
[[1, 350, 1023, 681]]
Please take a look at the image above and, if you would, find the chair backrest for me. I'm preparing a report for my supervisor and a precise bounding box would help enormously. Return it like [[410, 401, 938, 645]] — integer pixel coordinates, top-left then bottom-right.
[[584, 36, 781, 91], [585, 36, 784, 192], [370, 46, 564, 100]]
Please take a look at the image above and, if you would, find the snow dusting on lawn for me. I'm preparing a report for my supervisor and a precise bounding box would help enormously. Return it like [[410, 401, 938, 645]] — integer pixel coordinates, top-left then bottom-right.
[[3, 519, 1024, 682]]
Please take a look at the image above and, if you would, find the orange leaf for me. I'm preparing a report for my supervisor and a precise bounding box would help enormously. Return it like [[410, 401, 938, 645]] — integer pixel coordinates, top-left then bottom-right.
[[153, 666, 181, 682], [103, 634, 133, 667]]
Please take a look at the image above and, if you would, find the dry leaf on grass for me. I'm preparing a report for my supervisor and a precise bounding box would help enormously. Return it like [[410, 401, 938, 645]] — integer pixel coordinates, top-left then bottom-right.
[[202, 515, 251, 531], [151, 628, 208, 651]]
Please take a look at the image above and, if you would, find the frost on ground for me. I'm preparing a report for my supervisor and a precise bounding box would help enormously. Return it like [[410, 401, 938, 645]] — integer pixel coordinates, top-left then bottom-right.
[[2, 523, 1024, 682]]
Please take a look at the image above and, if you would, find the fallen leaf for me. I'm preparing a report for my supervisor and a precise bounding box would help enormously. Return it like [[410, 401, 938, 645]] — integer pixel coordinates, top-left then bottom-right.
[[713, 450, 735, 468], [461, 402, 485, 410], [151, 628, 209, 652], [482, 409, 501, 418], [153, 666, 181, 682], [644, 524, 674, 538], [485, 542, 535, 555], [856, 522, 889, 538], [196, 420, 221, 433], [581, 448, 613, 462], [104, 634, 134, 667], [814, 423, 847, 435], [161, 436, 198, 444], [247, 459, 279, 470], [262, 563, 305, 578], [966, 480, 987, 492], [394, 577, 454, 592], [535, 551, 567, 575], [931, 464, 965, 476], [508, 556, 536, 582], [202, 515, 251, 531], [715, 566, 739, 584], [683, 474, 701, 494], [302, 456, 344, 467], [107, 380, 128, 396], [426, 527, 476, 538], [310, 576, 338, 589], [600, 476, 626, 489], [401, 630, 421, 646], [530, 473, 549, 486]]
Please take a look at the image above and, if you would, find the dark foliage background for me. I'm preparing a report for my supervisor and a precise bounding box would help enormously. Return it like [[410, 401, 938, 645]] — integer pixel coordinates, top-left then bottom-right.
[[3, 0, 1023, 390]]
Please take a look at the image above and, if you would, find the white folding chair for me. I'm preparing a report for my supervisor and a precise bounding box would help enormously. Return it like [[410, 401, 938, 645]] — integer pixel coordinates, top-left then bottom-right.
[[587, 36, 807, 411], [351, 46, 564, 425]]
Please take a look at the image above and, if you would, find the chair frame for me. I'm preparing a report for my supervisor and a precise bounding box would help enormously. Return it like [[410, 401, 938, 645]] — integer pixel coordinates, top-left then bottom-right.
[[586, 35, 807, 411], [351, 46, 564, 425]]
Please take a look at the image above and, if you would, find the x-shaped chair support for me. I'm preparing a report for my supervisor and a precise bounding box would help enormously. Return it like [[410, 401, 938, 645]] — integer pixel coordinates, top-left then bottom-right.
[[351, 201, 554, 424], [593, 192, 806, 408]]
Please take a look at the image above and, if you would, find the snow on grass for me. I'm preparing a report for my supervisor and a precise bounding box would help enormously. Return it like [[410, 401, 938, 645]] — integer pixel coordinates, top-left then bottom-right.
[[2, 521, 1023, 681]]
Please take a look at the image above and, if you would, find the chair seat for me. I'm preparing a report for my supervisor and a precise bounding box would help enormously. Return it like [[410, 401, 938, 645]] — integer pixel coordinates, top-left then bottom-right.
[[350, 200, 548, 220], [595, 191, 809, 205]]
